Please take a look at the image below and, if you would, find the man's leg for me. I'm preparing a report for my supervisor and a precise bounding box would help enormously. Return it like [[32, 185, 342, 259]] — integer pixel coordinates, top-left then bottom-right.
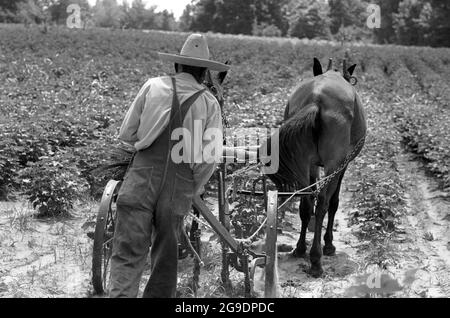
[[109, 203, 153, 298], [142, 197, 186, 298], [108, 165, 155, 298]]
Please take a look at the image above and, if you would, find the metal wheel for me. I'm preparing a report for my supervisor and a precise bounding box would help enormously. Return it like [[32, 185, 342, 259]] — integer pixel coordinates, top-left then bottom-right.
[[264, 190, 279, 298], [92, 180, 121, 295]]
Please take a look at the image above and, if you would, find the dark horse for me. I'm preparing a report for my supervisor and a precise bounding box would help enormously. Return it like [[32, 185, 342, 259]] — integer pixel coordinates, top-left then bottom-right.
[[268, 58, 367, 277]]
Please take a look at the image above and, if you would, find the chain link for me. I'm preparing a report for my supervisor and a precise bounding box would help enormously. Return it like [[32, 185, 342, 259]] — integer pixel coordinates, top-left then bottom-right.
[[313, 135, 366, 196], [277, 134, 366, 209]]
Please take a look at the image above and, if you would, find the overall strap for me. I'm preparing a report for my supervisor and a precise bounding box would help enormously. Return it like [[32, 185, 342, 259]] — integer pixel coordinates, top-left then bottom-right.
[[154, 77, 181, 199], [169, 77, 207, 130], [169, 77, 181, 126], [178, 88, 207, 125]]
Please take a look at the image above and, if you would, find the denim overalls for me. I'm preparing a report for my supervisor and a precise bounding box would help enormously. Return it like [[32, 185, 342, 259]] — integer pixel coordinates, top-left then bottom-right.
[[110, 77, 206, 298]]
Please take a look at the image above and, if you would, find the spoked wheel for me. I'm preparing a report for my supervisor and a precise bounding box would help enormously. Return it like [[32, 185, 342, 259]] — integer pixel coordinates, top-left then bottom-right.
[[92, 180, 121, 295], [264, 190, 279, 298]]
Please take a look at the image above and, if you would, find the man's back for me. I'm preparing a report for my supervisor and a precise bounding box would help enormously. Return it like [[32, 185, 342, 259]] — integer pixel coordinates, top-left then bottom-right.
[[119, 72, 221, 151], [118, 71, 223, 194]]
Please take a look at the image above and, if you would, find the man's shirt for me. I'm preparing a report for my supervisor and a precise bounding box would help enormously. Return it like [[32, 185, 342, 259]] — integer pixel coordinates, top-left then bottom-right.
[[118, 72, 223, 195]]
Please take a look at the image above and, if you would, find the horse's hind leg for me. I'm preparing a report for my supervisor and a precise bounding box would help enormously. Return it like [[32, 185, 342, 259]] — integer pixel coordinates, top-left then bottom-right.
[[307, 169, 319, 233], [293, 167, 318, 258], [323, 169, 346, 256], [293, 195, 314, 258], [309, 171, 342, 278]]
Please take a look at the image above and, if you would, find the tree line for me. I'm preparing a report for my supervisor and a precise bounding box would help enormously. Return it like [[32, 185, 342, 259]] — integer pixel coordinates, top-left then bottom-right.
[[0, 0, 448, 47], [0, 0, 177, 31]]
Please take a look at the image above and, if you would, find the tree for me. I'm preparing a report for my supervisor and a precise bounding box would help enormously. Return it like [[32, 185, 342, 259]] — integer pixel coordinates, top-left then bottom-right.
[[394, 0, 431, 45], [215, 0, 255, 34], [189, 0, 257, 35], [156, 9, 176, 31], [253, 22, 282, 37], [253, 0, 289, 36], [328, 0, 368, 34], [179, 3, 194, 31], [121, 0, 158, 30], [48, 0, 90, 26], [0, 0, 26, 22], [373, 0, 449, 47], [17, 0, 57, 31], [188, 0, 289, 36], [92, 0, 123, 29], [372, 0, 402, 44], [426, 0, 450, 47], [189, 0, 219, 32], [335, 24, 371, 44], [287, 0, 331, 39]]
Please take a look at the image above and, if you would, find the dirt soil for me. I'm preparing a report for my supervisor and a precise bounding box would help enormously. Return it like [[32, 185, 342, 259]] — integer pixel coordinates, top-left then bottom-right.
[[0, 203, 94, 298], [0, 153, 448, 298], [252, 151, 450, 298]]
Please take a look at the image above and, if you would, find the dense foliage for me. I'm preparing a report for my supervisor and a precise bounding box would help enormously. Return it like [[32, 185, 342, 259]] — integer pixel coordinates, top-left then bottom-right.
[[185, 0, 450, 46], [1, 0, 449, 46]]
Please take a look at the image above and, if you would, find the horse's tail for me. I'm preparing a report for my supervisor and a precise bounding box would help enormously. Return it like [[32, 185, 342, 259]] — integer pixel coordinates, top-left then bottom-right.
[[268, 103, 320, 187]]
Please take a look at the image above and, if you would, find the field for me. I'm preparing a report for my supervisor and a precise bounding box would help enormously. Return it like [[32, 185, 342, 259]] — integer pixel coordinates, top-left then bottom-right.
[[0, 24, 449, 298]]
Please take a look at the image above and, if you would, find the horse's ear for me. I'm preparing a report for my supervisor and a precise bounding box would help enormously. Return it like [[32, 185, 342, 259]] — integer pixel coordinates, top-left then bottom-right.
[[313, 58, 323, 76], [347, 64, 357, 76], [218, 60, 231, 84]]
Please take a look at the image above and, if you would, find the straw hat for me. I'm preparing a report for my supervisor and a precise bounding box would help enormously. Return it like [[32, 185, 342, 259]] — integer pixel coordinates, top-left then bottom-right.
[[158, 34, 230, 72]]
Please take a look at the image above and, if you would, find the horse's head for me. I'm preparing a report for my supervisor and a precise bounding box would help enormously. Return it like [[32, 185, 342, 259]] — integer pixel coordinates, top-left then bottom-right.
[[204, 60, 231, 109], [313, 57, 358, 86]]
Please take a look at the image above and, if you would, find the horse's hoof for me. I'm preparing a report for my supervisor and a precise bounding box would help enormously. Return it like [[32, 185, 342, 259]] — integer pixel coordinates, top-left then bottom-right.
[[309, 266, 324, 278], [292, 247, 306, 258], [307, 216, 316, 232], [323, 245, 336, 256]]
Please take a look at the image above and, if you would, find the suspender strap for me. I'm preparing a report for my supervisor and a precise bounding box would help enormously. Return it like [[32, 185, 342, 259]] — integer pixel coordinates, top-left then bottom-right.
[[179, 89, 207, 124], [169, 77, 207, 129], [169, 77, 180, 126], [156, 77, 181, 198]]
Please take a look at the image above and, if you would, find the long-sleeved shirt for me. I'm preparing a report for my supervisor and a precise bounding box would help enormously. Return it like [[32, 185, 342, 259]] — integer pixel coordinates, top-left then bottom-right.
[[118, 72, 223, 195]]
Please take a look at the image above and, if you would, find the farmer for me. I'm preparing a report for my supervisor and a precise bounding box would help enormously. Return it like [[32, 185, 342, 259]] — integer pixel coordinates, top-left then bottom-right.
[[109, 34, 230, 298]]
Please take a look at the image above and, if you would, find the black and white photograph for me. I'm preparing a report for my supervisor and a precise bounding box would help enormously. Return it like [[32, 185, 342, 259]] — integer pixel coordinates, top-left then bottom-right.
[[0, 0, 449, 304]]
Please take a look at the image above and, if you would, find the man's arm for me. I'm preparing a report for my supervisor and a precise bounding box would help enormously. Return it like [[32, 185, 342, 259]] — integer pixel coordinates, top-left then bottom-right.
[[118, 80, 152, 145]]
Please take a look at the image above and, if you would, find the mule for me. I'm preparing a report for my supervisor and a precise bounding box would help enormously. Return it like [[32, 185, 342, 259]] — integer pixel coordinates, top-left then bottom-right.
[[267, 58, 367, 277]]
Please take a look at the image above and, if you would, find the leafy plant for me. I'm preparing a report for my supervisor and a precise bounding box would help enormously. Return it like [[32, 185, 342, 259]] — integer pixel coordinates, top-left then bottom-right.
[[19, 154, 88, 217]]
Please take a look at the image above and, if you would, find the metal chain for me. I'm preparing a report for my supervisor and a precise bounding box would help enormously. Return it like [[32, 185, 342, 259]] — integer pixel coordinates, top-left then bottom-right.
[[313, 135, 366, 196], [277, 134, 366, 210]]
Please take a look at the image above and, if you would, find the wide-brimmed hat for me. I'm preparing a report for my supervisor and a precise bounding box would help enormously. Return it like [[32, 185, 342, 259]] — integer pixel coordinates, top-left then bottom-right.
[[158, 34, 230, 72]]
